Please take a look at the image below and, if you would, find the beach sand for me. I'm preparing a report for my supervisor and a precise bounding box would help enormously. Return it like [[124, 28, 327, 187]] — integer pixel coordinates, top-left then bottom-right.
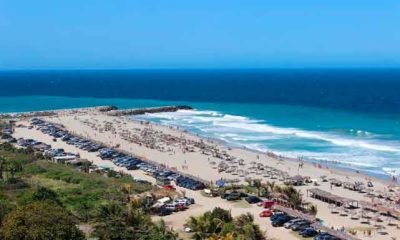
[[12, 110, 400, 240]]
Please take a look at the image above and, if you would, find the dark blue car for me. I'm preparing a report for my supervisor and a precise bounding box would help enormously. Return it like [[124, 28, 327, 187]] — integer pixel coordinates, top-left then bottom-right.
[[300, 228, 318, 237], [271, 215, 292, 227]]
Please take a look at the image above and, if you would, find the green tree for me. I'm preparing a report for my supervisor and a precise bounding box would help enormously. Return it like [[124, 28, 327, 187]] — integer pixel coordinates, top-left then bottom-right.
[[5, 159, 23, 183], [234, 213, 264, 240], [96, 201, 124, 221], [210, 207, 232, 223], [282, 186, 303, 209], [92, 219, 132, 240], [139, 220, 177, 240], [32, 186, 61, 204], [0, 198, 13, 223], [185, 208, 264, 240], [92, 202, 130, 240], [1, 201, 84, 240]]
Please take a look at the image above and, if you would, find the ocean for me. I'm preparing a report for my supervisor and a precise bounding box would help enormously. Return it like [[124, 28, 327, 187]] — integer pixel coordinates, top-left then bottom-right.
[[1, 69, 400, 179]]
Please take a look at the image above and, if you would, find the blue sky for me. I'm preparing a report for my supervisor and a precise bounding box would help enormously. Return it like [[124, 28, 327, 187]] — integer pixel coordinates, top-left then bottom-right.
[[0, 0, 399, 69]]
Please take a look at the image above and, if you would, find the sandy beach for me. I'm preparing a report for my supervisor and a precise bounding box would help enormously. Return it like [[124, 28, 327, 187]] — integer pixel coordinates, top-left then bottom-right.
[[11, 108, 400, 240]]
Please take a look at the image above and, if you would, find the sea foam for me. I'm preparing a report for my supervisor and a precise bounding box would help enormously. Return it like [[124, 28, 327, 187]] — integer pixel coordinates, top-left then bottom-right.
[[133, 109, 400, 178]]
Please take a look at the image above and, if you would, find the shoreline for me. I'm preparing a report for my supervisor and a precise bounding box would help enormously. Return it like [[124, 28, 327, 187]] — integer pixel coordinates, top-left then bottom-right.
[[127, 115, 395, 186], [2, 105, 396, 185]]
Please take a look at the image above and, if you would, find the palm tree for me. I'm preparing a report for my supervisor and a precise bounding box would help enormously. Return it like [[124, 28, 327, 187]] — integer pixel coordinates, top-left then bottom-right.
[[253, 179, 262, 197], [208, 233, 234, 240], [146, 220, 178, 240], [186, 208, 232, 239], [126, 208, 152, 229], [282, 186, 303, 209], [186, 216, 208, 240], [234, 213, 265, 240]]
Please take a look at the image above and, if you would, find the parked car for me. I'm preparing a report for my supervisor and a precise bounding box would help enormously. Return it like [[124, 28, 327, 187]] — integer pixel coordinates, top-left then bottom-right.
[[314, 233, 338, 240], [245, 196, 262, 204], [291, 221, 310, 231], [260, 200, 275, 208], [164, 204, 177, 212], [270, 212, 285, 221], [226, 192, 241, 201], [271, 215, 292, 227], [221, 193, 230, 199], [300, 228, 318, 237], [184, 197, 195, 204], [174, 203, 188, 211], [158, 207, 172, 216], [284, 218, 303, 229], [259, 210, 273, 218], [174, 198, 191, 206]]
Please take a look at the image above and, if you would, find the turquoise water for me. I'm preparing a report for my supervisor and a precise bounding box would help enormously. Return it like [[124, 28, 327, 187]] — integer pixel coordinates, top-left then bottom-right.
[[1, 95, 399, 180]]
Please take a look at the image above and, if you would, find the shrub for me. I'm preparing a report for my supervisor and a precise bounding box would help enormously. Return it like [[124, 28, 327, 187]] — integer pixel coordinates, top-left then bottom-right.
[[1, 201, 85, 240]]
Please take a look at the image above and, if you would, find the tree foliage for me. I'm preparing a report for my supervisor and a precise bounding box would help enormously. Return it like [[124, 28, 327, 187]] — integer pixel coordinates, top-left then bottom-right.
[[1, 201, 85, 240], [186, 207, 265, 240], [92, 201, 177, 240]]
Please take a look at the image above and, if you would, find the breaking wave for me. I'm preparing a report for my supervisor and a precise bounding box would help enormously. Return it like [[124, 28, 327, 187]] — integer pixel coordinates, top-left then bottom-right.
[[132, 109, 400, 177]]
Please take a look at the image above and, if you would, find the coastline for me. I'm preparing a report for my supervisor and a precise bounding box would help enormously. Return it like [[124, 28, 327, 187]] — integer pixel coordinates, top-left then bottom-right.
[[2, 105, 396, 186], [8, 107, 400, 239], [127, 115, 394, 186]]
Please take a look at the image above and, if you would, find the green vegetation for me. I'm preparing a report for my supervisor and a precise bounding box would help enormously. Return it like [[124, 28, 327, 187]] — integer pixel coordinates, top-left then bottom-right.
[[185, 207, 265, 240], [0, 142, 176, 239], [1, 201, 85, 240], [91, 201, 177, 240]]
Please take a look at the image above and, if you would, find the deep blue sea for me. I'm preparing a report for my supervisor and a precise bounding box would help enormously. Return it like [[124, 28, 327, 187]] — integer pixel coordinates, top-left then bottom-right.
[[1, 69, 400, 179]]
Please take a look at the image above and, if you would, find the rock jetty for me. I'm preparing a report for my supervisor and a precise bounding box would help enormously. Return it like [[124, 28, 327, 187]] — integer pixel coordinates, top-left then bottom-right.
[[107, 105, 193, 116]]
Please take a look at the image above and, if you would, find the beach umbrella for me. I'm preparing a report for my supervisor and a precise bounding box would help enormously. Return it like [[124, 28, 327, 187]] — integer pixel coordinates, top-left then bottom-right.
[[216, 179, 225, 188]]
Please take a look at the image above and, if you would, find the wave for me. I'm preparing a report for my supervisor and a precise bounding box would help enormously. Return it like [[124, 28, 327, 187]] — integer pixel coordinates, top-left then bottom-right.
[[132, 109, 400, 178], [383, 167, 400, 176], [142, 109, 400, 153]]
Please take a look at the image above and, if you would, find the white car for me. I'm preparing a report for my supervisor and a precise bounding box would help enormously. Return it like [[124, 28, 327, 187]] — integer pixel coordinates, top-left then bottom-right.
[[284, 218, 303, 229], [174, 199, 191, 206]]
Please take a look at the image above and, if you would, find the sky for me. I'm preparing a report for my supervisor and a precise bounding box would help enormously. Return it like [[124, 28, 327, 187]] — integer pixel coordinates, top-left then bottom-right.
[[0, 0, 399, 69]]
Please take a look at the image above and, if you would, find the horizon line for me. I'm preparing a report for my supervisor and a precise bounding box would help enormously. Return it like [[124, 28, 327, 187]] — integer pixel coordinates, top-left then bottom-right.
[[1, 67, 400, 72]]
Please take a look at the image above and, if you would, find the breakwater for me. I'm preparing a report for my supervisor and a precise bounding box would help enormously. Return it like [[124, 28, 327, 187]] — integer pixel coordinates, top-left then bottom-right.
[[107, 105, 193, 116]]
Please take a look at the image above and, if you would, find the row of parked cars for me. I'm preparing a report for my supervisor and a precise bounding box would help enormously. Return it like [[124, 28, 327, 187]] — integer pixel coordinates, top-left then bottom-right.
[[99, 148, 206, 190], [33, 119, 206, 191], [153, 196, 196, 216], [270, 213, 339, 239], [32, 118, 103, 152]]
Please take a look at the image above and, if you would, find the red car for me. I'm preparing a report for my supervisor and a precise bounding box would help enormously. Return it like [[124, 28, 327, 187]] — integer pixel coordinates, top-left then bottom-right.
[[163, 184, 176, 191], [259, 210, 273, 218], [261, 200, 275, 208], [175, 203, 188, 211]]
